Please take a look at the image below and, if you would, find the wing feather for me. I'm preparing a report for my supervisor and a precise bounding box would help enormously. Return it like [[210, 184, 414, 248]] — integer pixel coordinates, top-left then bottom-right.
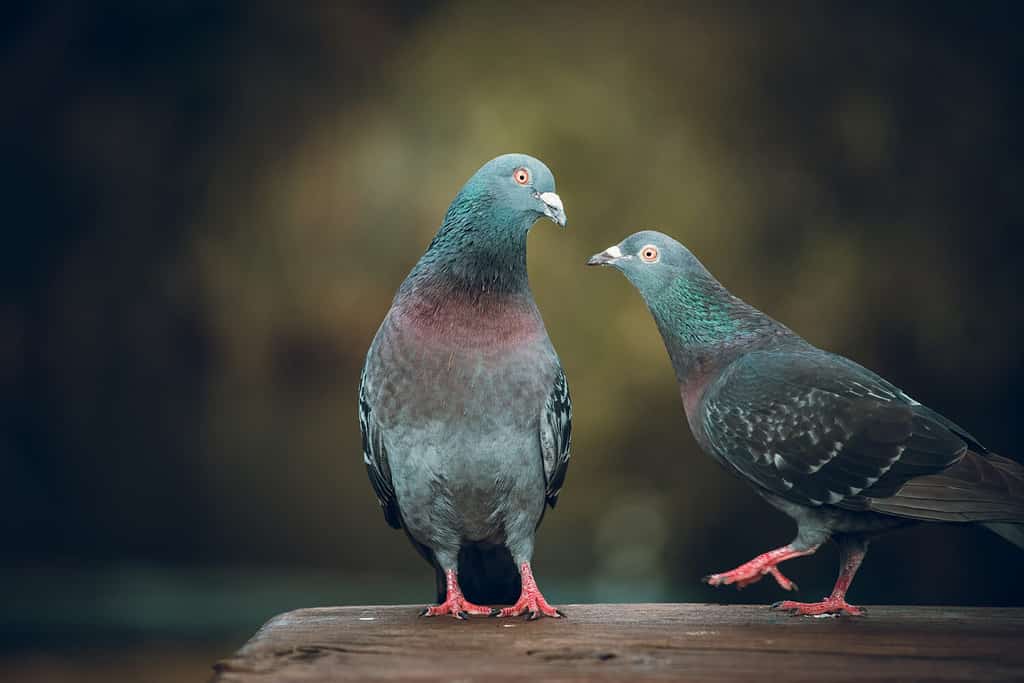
[[702, 350, 967, 510], [539, 367, 572, 508], [359, 364, 401, 529]]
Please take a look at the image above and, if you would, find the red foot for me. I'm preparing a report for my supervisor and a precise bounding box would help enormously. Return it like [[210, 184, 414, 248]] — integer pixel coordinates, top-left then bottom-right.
[[705, 564, 799, 590], [495, 562, 562, 620], [420, 596, 493, 619], [772, 598, 865, 617], [703, 545, 814, 591], [419, 569, 493, 620]]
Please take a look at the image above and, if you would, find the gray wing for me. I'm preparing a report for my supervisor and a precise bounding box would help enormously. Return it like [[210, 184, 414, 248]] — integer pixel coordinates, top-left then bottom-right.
[[540, 367, 572, 508], [701, 350, 969, 510], [359, 363, 401, 529]]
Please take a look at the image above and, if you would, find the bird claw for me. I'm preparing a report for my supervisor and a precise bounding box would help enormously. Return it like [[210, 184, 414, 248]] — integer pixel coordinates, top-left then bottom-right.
[[771, 599, 865, 617], [419, 597, 493, 619], [494, 563, 561, 619], [495, 592, 561, 619], [704, 562, 798, 592], [767, 566, 799, 592]]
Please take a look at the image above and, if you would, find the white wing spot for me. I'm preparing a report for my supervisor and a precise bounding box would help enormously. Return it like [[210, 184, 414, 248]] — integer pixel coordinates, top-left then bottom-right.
[[899, 391, 921, 406]]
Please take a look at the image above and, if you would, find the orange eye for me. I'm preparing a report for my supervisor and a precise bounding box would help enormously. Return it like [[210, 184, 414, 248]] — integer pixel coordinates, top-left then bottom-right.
[[640, 245, 660, 263], [513, 167, 531, 185]]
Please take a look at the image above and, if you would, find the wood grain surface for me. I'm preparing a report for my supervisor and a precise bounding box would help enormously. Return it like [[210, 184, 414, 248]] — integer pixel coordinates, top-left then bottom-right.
[[212, 603, 1024, 682]]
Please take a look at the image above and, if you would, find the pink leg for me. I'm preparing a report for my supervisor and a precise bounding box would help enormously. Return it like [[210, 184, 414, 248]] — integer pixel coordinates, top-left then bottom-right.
[[704, 544, 818, 591], [495, 562, 562, 620], [773, 537, 867, 617], [419, 569, 494, 620]]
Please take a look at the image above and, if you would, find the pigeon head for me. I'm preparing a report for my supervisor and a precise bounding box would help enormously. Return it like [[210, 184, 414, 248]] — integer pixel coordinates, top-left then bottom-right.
[[588, 230, 782, 382], [407, 154, 566, 294], [586, 230, 706, 298], [455, 153, 566, 230]]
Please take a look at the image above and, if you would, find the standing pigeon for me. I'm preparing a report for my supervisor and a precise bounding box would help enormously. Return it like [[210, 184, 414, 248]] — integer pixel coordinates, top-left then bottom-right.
[[359, 154, 571, 619], [588, 230, 1024, 616]]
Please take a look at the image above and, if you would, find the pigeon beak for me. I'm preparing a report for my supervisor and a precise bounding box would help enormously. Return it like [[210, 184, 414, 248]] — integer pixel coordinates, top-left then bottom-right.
[[586, 244, 625, 266], [538, 192, 567, 228]]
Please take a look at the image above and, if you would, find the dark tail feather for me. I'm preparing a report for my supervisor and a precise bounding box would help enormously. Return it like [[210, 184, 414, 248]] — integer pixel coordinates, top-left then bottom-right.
[[457, 544, 521, 606], [868, 452, 1024, 522], [984, 522, 1024, 550]]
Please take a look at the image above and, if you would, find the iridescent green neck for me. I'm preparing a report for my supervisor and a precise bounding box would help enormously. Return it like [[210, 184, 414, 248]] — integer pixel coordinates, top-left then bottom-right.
[[646, 274, 783, 383], [405, 187, 533, 296]]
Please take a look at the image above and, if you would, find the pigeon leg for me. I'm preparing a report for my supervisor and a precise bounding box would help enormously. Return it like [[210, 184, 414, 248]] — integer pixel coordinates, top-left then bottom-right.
[[419, 568, 493, 619], [494, 562, 562, 619], [773, 536, 867, 616], [703, 543, 819, 590]]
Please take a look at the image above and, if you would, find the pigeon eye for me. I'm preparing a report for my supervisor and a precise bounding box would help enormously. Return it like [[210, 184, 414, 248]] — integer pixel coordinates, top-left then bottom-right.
[[640, 245, 660, 263], [513, 167, 531, 185]]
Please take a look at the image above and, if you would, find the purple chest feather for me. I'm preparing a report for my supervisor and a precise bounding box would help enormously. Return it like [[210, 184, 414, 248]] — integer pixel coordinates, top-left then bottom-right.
[[680, 367, 719, 438], [371, 286, 554, 428], [394, 286, 546, 351]]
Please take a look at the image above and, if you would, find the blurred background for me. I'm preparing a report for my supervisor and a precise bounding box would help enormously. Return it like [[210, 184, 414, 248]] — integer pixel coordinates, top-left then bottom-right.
[[4, 1, 1024, 680]]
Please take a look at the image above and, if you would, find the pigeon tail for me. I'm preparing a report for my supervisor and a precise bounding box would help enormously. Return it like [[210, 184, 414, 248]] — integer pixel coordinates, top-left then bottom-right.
[[867, 452, 1024, 524], [984, 522, 1024, 550]]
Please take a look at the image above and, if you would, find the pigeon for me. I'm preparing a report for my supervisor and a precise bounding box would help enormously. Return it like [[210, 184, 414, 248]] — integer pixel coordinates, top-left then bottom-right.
[[359, 154, 571, 619], [588, 230, 1024, 616]]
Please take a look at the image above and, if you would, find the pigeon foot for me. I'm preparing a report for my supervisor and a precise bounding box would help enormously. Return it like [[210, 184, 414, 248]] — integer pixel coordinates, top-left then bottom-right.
[[419, 596, 493, 619], [494, 591, 562, 619], [771, 598, 865, 617], [495, 562, 562, 620], [770, 536, 868, 617], [420, 568, 494, 619], [703, 544, 817, 590], [705, 564, 799, 590]]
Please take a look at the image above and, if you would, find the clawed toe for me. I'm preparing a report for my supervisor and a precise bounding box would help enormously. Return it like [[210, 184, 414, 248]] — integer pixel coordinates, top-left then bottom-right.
[[497, 593, 561, 619], [705, 565, 798, 591], [771, 599, 865, 617], [421, 569, 499, 619], [419, 597, 493, 619], [767, 567, 798, 591], [497, 601, 561, 619], [703, 569, 761, 590], [494, 562, 562, 620]]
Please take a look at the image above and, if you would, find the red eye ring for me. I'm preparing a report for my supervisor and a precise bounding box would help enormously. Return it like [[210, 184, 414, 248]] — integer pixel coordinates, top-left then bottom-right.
[[513, 167, 531, 185], [640, 245, 660, 263]]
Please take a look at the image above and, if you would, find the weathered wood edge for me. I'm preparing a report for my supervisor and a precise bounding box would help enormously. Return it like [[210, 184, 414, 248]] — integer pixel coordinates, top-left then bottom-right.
[[212, 603, 1024, 682]]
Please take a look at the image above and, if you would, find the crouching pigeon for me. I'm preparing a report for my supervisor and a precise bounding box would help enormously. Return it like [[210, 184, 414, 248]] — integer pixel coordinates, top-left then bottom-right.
[[588, 230, 1024, 616], [359, 154, 571, 619]]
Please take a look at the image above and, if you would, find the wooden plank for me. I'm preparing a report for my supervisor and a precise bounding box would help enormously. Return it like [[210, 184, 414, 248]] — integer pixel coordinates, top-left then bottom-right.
[[212, 603, 1024, 682]]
